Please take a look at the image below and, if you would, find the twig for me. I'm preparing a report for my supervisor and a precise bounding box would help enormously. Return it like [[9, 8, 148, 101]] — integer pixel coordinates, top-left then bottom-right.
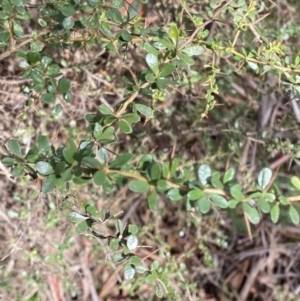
[[0, 30, 50, 61], [179, 0, 234, 50], [115, 82, 149, 117]]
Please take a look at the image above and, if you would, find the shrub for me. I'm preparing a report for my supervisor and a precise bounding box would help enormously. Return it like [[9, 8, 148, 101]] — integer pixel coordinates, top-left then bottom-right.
[[1, 0, 300, 299]]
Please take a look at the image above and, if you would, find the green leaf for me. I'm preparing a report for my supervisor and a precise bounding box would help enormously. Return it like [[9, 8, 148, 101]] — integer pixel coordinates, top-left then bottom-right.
[[169, 24, 179, 45], [228, 199, 239, 209], [109, 238, 119, 252], [99, 104, 113, 115], [76, 220, 89, 234], [41, 93, 56, 103], [118, 119, 132, 134], [98, 147, 109, 165], [243, 203, 260, 224], [13, 19, 24, 37], [150, 163, 161, 181], [160, 63, 175, 77], [248, 61, 258, 71], [41, 56, 52, 66], [82, 157, 102, 169], [38, 18, 47, 27], [85, 204, 100, 218], [145, 272, 158, 284], [230, 184, 244, 201], [11, 166, 24, 177], [73, 176, 92, 185], [129, 180, 150, 193], [167, 188, 183, 201], [36, 161, 54, 176], [211, 173, 224, 189], [156, 279, 167, 298], [177, 52, 194, 65], [60, 5, 76, 17], [135, 103, 153, 118], [209, 194, 228, 208], [278, 195, 289, 205], [124, 264, 135, 280], [129, 256, 142, 266], [46, 64, 60, 76], [37, 135, 49, 151], [289, 205, 300, 225], [223, 168, 235, 183], [181, 45, 204, 56], [148, 190, 158, 212], [92, 170, 106, 186], [63, 17, 74, 30], [258, 167, 272, 190], [68, 211, 88, 223], [291, 176, 300, 190], [63, 139, 77, 164], [109, 153, 133, 169], [156, 78, 168, 90], [10, 0, 22, 6], [170, 157, 179, 175], [270, 203, 279, 223], [146, 53, 159, 75], [113, 252, 127, 262], [8, 139, 22, 157], [93, 123, 103, 140], [121, 30, 132, 41], [127, 234, 138, 250], [145, 72, 156, 83], [115, 218, 123, 233], [263, 192, 276, 202], [99, 126, 114, 140], [127, 224, 138, 235], [198, 164, 211, 186], [2, 0, 13, 14], [156, 179, 170, 192], [62, 167, 72, 182], [65, 92, 73, 102], [102, 178, 114, 193], [121, 113, 140, 123], [42, 174, 56, 193], [127, 1, 141, 19], [187, 188, 203, 201], [58, 78, 71, 94], [28, 52, 40, 64], [135, 265, 148, 274], [18, 60, 29, 68], [143, 42, 159, 56], [2, 157, 17, 165], [197, 196, 211, 214], [107, 8, 123, 23], [258, 197, 271, 213]]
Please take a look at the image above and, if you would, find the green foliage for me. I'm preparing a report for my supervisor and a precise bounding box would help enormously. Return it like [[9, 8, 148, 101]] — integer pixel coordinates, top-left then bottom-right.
[[2, 0, 300, 299]]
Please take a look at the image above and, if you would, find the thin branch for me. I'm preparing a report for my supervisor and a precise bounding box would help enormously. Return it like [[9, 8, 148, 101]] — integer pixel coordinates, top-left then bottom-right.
[[0, 30, 50, 61]]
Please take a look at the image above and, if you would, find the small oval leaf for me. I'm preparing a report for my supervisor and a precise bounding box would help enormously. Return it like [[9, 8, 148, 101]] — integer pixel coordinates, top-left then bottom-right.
[[198, 164, 211, 186], [270, 203, 279, 223], [129, 180, 150, 193], [8, 140, 22, 157], [36, 161, 54, 176], [127, 234, 138, 251], [68, 211, 88, 223], [291, 176, 300, 190], [258, 167, 272, 190], [289, 205, 300, 225], [124, 264, 135, 280], [243, 203, 260, 224], [209, 194, 228, 208]]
